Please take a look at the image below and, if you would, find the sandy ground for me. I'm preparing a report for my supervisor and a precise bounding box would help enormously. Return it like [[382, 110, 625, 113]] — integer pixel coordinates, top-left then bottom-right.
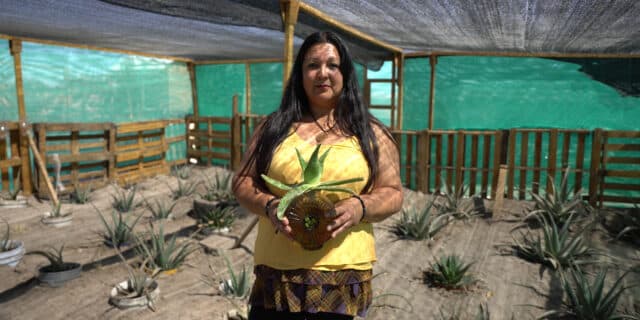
[[0, 166, 638, 320]]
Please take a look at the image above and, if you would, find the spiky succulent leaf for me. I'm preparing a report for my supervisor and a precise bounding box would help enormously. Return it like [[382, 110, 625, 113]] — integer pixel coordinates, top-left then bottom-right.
[[295, 148, 308, 178], [302, 145, 325, 185], [276, 188, 304, 220], [261, 174, 294, 192]]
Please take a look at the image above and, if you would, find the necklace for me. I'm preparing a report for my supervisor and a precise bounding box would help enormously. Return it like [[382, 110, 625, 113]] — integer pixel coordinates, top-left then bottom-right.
[[310, 113, 335, 143]]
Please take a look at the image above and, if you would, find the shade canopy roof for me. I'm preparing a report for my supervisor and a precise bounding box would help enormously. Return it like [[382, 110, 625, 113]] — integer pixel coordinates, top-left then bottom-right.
[[1, 0, 639, 68]]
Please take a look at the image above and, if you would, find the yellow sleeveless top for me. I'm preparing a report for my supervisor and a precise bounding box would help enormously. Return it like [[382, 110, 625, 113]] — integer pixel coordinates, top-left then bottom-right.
[[253, 130, 375, 271]]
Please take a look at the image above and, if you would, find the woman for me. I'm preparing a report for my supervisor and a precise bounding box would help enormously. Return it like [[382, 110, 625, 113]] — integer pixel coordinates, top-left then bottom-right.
[[232, 31, 403, 320]]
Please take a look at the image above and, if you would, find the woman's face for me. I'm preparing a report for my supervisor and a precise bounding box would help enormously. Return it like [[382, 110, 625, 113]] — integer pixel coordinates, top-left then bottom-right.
[[302, 43, 343, 111]]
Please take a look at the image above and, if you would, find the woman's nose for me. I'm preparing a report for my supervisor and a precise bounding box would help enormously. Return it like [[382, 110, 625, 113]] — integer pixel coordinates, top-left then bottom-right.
[[317, 64, 329, 78]]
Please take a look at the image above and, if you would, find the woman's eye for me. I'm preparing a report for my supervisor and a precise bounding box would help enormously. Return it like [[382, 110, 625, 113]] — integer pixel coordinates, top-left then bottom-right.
[[329, 64, 340, 69], [307, 63, 318, 69]]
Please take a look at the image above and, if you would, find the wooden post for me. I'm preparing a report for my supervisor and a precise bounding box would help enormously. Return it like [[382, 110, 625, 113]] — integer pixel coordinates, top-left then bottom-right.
[[455, 131, 465, 192], [589, 128, 603, 206], [10, 40, 33, 196], [280, 0, 300, 85], [231, 95, 241, 170], [26, 130, 59, 206], [187, 62, 199, 117], [428, 56, 437, 130], [493, 165, 508, 218], [416, 130, 430, 193], [396, 52, 404, 130], [245, 63, 252, 115], [108, 124, 116, 182]]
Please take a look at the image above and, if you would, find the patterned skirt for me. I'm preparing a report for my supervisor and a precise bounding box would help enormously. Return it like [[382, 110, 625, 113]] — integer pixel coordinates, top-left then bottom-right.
[[249, 265, 373, 318]]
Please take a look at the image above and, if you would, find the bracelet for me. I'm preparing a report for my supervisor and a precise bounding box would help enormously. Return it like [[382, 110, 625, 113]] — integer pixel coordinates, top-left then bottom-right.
[[264, 197, 278, 217], [352, 195, 367, 222]]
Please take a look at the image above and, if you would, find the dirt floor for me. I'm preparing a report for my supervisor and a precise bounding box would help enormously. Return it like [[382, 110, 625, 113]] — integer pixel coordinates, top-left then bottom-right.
[[0, 166, 638, 320]]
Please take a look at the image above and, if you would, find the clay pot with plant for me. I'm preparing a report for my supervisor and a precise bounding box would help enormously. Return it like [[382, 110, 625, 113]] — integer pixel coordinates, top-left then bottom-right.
[[261, 144, 362, 250]]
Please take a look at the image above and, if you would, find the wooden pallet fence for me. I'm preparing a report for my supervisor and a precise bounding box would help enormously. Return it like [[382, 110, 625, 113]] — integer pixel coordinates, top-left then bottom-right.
[[186, 115, 233, 168], [165, 118, 187, 167], [33, 122, 116, 199], [391, 130, 420, 189], [0, 122, 26, 194], [415, 129, 502, 198], [506, 128, 591, 200], [115, 120, 168, 185], [590, 129, 640, 207]]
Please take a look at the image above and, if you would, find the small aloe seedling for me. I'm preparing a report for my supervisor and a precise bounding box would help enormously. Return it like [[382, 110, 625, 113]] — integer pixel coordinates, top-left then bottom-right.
[[26, 244, 70, 271], [168, 178, 200, 200], [48, 202, 69, 218], [134, 223, 198, 271], [94, 204, 142, 249], [201, 171, 236, 204], [425, 254, 476, 290], [1, 218, 12, 251], [195, 205, 236, 231], [220, 253, 250, 298], [71, 183, 92, 204], [144, 198, 177, 221], [261, 144, 363, 220], [171, 164, 192, 180], [525, 169, 588, 227]]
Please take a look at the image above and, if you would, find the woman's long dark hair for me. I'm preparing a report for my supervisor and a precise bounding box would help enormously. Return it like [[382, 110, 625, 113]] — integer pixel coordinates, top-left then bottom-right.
[[237, 31, 389, 192]]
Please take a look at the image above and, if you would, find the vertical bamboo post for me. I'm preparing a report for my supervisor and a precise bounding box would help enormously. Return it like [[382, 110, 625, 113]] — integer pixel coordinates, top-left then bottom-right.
[[547, 129, 558, 193], [25, 129, 58, 206], [428, 55, 437, 130], [390, 56, 396, 129], [455, 131, 465, 193], [416, 130, 429, 193], [10, 39, 33, 196], [245, 63, 252, 115], [396, 52, 405, 130], [231, 95, 241, 170], [187, 62, 199, 117], [280, 0, 300, 85], [108, 124, 116, 182]]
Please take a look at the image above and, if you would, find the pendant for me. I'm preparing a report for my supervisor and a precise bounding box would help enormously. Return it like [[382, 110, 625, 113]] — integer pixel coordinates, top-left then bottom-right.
[[315, 132, 329, 143]]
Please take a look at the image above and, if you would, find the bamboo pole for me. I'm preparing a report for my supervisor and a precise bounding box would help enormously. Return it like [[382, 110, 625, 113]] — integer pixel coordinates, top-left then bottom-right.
[[280, 0, 300, 85], [0, 34, 191, 63], [396, 52, 405, 130], [10, 40, 33, 196], [187, 62, 199, 117], [297, 2, 402, 54], [493, 165, 508, 218], [231, 95, 241, 170], [26, 130, 59, 206], [245, 63, 252, 114], [428, 56, 437, 130]]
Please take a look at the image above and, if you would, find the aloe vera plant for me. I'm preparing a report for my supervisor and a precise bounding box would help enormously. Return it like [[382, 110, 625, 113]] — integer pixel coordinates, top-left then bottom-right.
[[94, 204, 142, 249], [539, 268, 638, 320], [168, 178, 200, 200], [425, 254, 476, 290], [111, 185, 140, 213], [1, 218, 12, 251], [144, 198, 177, 221], [134, 224, 197, 271], [393, 200, 451, 240], [26, 245, 72, 272], [435, 180, 479, 220], [525, 169, 589, 227], [261, 144, 363, 220], [261, 144, 363, 250]]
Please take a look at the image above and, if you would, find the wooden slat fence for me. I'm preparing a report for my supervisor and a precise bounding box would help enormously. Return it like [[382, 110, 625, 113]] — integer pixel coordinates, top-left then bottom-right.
[[115, 120, 168, 185], [590, 129, 640, 207], [505, 128, 591, 200], [33, 122, 115, 198]]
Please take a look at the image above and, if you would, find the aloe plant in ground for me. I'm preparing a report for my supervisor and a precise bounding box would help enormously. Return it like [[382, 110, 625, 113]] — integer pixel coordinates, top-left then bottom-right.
[[608, 204, 640, 244], [168, 178, 200, 200], [393, 200, 450, 240], [201, 170, 236, 204], [134, 224, 197, 271], [511, 213, 599, 270], [94, 204, 142, 249], [218, 253, 250, 299], [171, 164, 192, 180], [261, 144, 363, 250], [195, 205, 236, 231], [112, 250, 160, 312], [425, 254, 476, 290], [71, 183, 92, 204], [525, 169, 590, 227], [439, 303, 492, 320], [435, 180, 479, 220], [111, 185, 140, 213], [144, 198, 177, 221], [538, 268, 638, 320]]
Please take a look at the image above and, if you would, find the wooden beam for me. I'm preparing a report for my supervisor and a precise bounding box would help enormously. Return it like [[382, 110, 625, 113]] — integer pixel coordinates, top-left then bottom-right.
[[195, 58, 283, 65], [297, 2, 402, 54], [187, 62, 199, 117], [9, 40, 33, 196], [396, 52, 404, 130], [281, 0, 300, 85], [428, 55, 437, 130], [245, 63, 252, 114], [405, 50, 640, 59]]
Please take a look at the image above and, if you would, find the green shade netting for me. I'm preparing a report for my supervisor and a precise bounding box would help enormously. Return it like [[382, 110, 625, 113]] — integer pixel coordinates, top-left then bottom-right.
[[0, 40, 18, 121], [16, 42, 192, 162]]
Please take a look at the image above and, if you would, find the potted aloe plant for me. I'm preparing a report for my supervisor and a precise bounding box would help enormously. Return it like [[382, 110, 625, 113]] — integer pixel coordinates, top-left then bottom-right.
[[0, 170, 27, 208], [0, 218, 24, 267], [261, 144, 362, 250], [194, 169, 238, 214], [41, 202, 72, 228], [109, 251, 160, 311], [26, 244, 82, 287]]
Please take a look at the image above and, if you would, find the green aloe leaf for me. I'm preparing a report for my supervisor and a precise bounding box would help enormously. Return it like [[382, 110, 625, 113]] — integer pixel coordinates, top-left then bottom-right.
[[261, 174, 293, 192], [316, 177, 363, 188], [276, 189, 303, 220], [295, 148, 308, 178], [312, 186, 357, 195], [302, 145, 325, 185]]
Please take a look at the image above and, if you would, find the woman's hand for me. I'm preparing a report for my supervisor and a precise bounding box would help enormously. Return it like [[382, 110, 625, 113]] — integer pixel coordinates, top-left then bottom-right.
[[266, 199, 294, 240], [326, 197, 364, 238]]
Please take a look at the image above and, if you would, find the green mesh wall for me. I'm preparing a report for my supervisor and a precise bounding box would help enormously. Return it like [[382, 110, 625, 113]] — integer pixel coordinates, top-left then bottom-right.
[[196, 64, 246, 116], [250, 63, 283, 115], [17, 42, 192, 162], [402, 58, 431, 130], [0, 40, 18, 121]]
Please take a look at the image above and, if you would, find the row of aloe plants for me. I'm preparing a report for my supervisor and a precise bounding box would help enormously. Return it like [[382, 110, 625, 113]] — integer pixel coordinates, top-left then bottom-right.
[[389, 169, 639, 319]]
